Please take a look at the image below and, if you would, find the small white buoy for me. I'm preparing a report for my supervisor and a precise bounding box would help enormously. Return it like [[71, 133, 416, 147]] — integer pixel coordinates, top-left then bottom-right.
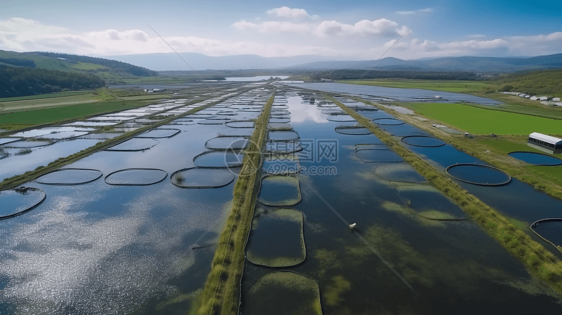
[[349, 223, 357, 230]]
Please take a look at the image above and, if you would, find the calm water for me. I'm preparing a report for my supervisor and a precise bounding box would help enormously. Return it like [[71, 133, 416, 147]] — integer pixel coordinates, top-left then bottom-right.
[[508, 152, 562, 166], [240, 91, 562, 315], [225, 76, 289, 82], [291, 82, 501, 105], [0, 88, 272, 315], [3, 85, 562, 314]]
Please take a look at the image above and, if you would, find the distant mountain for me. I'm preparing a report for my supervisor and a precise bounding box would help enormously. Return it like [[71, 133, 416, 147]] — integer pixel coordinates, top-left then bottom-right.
[[105, 52, 562, 72], [105, 53, 334, 71], [289, 53, 562, 72]]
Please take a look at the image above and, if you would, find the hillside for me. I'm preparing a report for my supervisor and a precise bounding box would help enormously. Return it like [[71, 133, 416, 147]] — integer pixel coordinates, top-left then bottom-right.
[[0, 50, 158, 84], [0, 65, 105, 98], [495, 69, 562, 96]]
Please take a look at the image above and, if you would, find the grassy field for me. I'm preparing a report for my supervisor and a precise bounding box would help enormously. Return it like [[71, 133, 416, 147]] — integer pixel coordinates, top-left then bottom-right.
[[0, 91, 92, 102], [339, 79, 492, 93], [122, 76, 195, 84], [403, 102, 562, 135], [0, 93, 105, 113], [71, 62, 108, 71], [340, 78, 562, 120], [0, 100, 146, 130]]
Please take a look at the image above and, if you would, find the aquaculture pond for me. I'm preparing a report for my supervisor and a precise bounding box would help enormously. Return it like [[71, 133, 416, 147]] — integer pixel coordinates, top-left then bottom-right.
[[508, 151, 562, 166], [357, 108, 562, 235], [240, 90, 562, 315], [291, 82, 501, 105], [0, 87, 274, 315], [0, 139, 102, 181]]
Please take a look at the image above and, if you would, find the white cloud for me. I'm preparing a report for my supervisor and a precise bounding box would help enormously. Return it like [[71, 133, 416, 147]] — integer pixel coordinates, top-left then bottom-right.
[[266, 6, 317, 19], [0, 17, 561, 61], [232, 20, 312, 33], [233, 18, 408, 38], [315, 19, 408, 37], [396, 8, 433, 15]]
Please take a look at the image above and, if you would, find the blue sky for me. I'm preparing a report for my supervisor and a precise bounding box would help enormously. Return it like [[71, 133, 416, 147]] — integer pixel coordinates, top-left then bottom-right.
[[1, 0, 561, 59]]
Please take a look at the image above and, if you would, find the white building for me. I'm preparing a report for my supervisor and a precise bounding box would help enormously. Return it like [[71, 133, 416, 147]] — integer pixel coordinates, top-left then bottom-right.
[[528, 132, 562, 154]]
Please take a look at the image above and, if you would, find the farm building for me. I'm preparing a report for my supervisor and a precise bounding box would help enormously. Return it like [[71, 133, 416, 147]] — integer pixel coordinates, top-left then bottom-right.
[[528, 132, 562, 154]]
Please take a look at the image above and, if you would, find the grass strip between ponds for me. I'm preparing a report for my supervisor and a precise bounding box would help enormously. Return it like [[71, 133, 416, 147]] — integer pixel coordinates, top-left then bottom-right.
[[0, 89, 252, 191], [327, 95, 562, 295], [197, 89, 275, 315]]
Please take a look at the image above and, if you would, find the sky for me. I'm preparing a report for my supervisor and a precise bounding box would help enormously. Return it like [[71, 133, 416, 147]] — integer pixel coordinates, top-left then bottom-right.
[[1, 0, 561, 60]]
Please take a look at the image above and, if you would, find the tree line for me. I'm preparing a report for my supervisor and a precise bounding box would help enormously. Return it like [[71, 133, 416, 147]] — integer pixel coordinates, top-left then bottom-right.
[[0, 65, 105, 98], [495, 69, 562, 95], [0, 58, 36, 68]]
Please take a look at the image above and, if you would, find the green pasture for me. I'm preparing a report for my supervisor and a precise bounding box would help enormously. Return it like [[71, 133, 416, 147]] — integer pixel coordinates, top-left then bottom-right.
[[404, 102, 562, 135], [0, 100, 145, 129]]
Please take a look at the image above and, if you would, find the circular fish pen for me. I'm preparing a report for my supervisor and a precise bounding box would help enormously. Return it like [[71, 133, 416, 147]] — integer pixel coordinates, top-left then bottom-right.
[[263, 155, 301, 175], [373, 118, 405, 126], [0, 187, 46, 220], [268, 131, 300, 141], [355, 149, 403, 163], [446, 163, 512, 186], [135, 128, 181, 138], [198, 120, 225, 125], [267, 123, 293, 131], [327, 114, 357, 122], [37, 131, 89, 140], [266, 141, 303, 154], [243, 271, 322, 315], [193, 150, 244, 168], [335, 125, 371, 135], [508, 151, 562, 166], [269, 118, 290, 123], [36, 168, 103, 185], [207, 116, 233, 121], [106, 139, 159, 152], [218, 129, 254, 137], [0, 138, 23, 146], [375, 164, 426, 183], [246, 208, 306, 267], [205, 136, 250, 150], [105, 168, 168, 186], [530, 218, 562, 253], [2, 140, 53, 148], [171, 167, 235, 188], [226, 121, 255, 128], [397, 186, 470, 221], [271, 109, 290, 115], [258, 175, 302, 206], [401, 136, 446, 147]]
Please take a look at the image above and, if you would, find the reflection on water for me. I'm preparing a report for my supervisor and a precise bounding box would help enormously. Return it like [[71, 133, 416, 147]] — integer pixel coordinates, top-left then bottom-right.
[[241, 90, 562, 315], [0, 87, 274, 314]]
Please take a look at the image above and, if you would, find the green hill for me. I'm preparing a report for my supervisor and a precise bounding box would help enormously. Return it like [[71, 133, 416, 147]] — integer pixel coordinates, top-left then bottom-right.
[[0, 65, 105, 98], [0, 50, 158, 84], [496, 69, 562, 96]]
